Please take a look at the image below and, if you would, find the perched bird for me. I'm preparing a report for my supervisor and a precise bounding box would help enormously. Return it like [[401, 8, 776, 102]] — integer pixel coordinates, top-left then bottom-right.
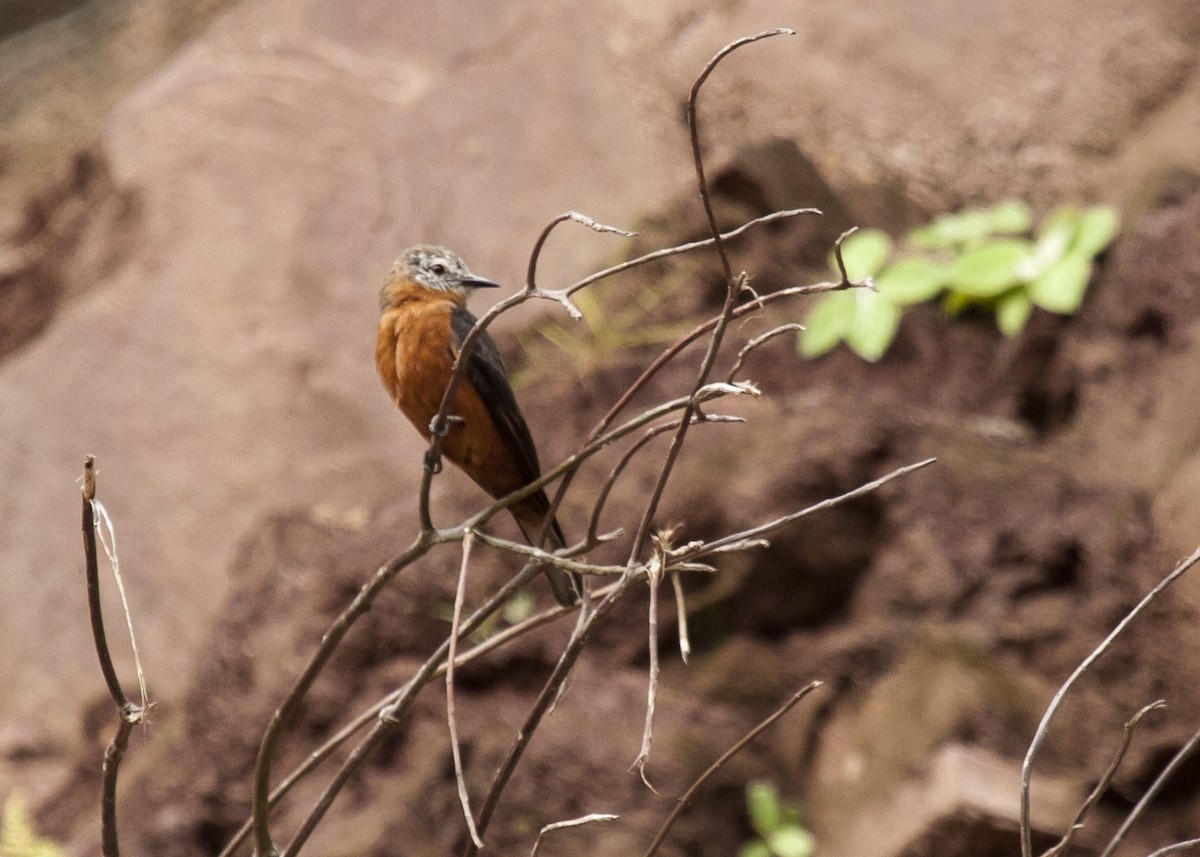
[[375, 244, 583, 606]]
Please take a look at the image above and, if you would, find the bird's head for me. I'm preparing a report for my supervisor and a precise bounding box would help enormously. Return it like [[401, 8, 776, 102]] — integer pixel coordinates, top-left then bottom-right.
[[379, 244, 500, 310]]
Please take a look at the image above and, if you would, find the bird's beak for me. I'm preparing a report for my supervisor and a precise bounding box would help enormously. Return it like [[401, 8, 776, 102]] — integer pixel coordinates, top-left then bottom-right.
[[460, 275, 502, 289]]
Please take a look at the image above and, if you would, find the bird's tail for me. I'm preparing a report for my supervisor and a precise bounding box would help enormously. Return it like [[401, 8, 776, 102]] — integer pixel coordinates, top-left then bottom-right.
[[512, 498, 584, 607]]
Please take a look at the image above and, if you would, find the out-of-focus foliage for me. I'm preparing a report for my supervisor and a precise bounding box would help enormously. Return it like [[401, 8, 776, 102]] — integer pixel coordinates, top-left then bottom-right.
[[738, 781, 815, 857], [800, 201, 1120, 361], [1, 793, 67, 857]]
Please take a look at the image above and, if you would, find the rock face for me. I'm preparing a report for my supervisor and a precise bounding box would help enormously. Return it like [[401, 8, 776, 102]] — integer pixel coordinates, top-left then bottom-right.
[[3, 0, 1200, 855]]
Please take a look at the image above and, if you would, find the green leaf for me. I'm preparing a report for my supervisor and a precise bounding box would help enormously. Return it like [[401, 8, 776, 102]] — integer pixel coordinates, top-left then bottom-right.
[[1072, 205, 1119, 258], [996, 289, 1033, 337], [941, 290, 973, 317], [987, 199, 1033, 234], [1024, 206, 1081, 278], [799, 291, 853, 357], [738, 842, 772, 857], [948, 239, 1033, 297], [766, 827, 816, 857], [1030, 254, 1092, 313], [846, 288, 901, 362], [908, 209, 990, 249], [875, 257, 946, 305], [832, 229, 891, 280], [746, 781, 782, 835]]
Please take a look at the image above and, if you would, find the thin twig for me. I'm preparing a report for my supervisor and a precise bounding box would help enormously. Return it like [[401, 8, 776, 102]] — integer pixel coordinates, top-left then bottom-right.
[[252, 535, 438, 857], [625, 30, 794, 563], [671, 572, 690, 664], [529, 813, 620, 857], [462, 573, 641, 857], [1099, 721, 1200, 857], [1147, 840, 1200, 857], [631, 536, 667, 791], [449, 532, 484, 848], [586, 421, 680, 545], [527, 212, 636, 293], [81, 457, 146, 857], [726, 324, 804, 383], [1021, 544, 1200, 857], [641, 682, 823, 857], [1042, 700, 1166, 857], [678, 457, 937, 562]]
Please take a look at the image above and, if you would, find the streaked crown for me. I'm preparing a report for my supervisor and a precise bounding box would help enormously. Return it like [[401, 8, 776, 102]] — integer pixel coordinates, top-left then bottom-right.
[[380, 244, 500, 310]]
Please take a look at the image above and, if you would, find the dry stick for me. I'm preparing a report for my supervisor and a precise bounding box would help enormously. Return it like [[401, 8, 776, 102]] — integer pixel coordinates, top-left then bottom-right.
[[670, 573, 691, 664], [640, 681, 823, 857], [529, 813, 620, 857], [1099, 722, 1200, 857], [250, 535, 437, 857], [631, 539, 666, 790], [277, 553, 584, 857], [536, 207, 820, 548], [1147, 839, 1200, 857], [586, 421, 681, 544], [462, 573, 642, 857], [249, 388, 742, 857], [449, 532, 485, 849], [1042, 700, 1166, 857], [1020, 544, 1200, 857], [466, 36, 800, 850], [81, 456, 146, 857], [225, 561, 569, 857], [725, 323, 805, 383], [624, 28, 797, 566], [678, 457, 937, 562]]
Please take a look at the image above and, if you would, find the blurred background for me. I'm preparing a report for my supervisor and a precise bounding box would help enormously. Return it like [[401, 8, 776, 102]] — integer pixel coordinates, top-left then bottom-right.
[[2, 1, 1200, 855]]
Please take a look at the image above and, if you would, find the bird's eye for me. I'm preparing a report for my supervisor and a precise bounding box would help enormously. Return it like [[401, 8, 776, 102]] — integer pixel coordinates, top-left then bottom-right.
[[430, 263, 448, 276]]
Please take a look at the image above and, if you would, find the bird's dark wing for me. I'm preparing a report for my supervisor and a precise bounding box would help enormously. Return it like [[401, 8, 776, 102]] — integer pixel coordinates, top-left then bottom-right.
[[449, 305, 544, 486]]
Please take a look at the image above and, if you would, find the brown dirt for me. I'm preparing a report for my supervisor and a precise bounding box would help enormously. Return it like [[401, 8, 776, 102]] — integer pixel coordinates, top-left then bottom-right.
[[3, 1, 1200, 856]]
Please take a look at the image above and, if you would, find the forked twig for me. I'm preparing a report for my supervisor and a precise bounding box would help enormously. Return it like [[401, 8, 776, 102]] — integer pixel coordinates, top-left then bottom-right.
[[1041, 700, 1166, 857], [1021, 544, 1200, 857], [529, 813, 619, 857], [81, 456, 147, 857], [1099, 722, 1200, 857]]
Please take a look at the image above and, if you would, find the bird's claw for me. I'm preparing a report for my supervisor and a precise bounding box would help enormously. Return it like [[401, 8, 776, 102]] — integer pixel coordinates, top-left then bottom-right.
[[428, 414, 465, 437], [423, 450, 444, 474]]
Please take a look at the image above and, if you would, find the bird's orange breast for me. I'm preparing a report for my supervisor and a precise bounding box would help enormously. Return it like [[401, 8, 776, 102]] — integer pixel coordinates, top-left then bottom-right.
[[376, 289, 519, 488]]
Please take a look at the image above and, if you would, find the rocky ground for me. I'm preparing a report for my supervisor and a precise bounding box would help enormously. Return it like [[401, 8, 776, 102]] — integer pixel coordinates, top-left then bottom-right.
[[2, 1, 1200, 856]]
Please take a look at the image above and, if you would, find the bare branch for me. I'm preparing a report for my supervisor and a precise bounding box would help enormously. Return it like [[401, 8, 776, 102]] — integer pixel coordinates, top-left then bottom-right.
[[252, 534, 438, 857], [680, 457, 937, 561], [81, 456, 147, 857], [1021, 544, 1200, 857], [448, 533, 484, 848], [726, 323, 805, 383], [1041, 700, 1166, 857], [529, 813, 619, 857], [1147, 840, 1200, 857], [564, 208, 820, 298], [641, 681, 823, 857], [462, 574, 642, 857], [527, 211, 636, 292], [1099, 721, 1200, 857], [631, 536, 668, 791], [671, 572, 690, 664]]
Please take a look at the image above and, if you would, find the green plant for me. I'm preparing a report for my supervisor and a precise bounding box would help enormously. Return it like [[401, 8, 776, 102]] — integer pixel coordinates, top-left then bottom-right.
[[800, 200, 1120, 361], [1, 792, 67, 857], [738, 781, 815, 857]]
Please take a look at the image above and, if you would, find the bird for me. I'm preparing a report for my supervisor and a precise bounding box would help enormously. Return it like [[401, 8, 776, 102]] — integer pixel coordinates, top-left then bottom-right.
[[375, 244, 583, 606]]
